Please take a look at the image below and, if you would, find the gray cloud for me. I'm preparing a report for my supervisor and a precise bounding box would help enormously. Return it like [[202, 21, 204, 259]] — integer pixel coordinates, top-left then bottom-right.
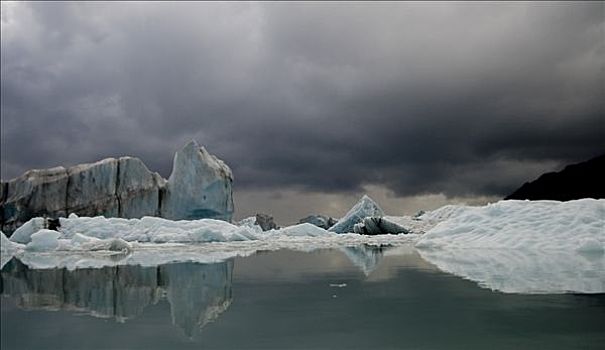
[[1, 2, 604, 213]]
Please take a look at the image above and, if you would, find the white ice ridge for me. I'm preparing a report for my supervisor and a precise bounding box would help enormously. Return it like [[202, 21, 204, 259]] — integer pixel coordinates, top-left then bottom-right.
[[416, 199, 605, 251]]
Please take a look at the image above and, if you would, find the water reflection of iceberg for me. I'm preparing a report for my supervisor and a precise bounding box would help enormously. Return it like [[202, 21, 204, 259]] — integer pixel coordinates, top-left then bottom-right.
[[161, 262, 232, 336], [417, 248, 605, 294], [341, 245, 385, 275], [1, 258, 233, 336]]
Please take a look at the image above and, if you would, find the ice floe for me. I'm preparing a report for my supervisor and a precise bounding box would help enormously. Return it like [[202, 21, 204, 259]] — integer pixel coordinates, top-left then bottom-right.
[[416, 199, 605, 294], [416, 199, 604, 251]]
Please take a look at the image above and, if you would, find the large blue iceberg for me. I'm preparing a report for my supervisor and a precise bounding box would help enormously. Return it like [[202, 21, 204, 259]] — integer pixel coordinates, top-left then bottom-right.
[[0, 140, 233, 233]]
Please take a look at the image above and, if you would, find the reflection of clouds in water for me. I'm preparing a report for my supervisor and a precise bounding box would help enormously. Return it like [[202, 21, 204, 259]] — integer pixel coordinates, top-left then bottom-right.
[[417, 248, 605, 294], [1, 259, 233, 337]]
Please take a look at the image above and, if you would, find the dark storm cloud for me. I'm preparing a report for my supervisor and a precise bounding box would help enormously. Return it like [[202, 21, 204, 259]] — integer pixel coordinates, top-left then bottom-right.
[[1, 2, 604, 199]]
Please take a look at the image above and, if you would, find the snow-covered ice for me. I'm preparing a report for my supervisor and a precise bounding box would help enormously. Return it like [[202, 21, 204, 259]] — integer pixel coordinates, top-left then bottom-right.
[[11, 216, 258, 245], [268, 223, 331, 237], [25, 229, 61, 251], [10, 217, 46, 244], [416, 199, 604, 251]]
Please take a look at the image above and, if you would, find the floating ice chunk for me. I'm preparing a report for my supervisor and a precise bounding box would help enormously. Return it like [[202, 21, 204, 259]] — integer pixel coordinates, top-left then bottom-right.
[[9, 217, 46, 244], [106, 238, 132, 252], [55, 215, 258, 244], [236, 215, 277, 233], [70, 232, 102, 245], [25, 229, 61, 252], [328, 195, 384, 233], [416, 199, 605, 250], [299, 215, 337, 229], [275, 223, 332, 237], [329, 283, 347, 288], [353, 216, 410, 235], [236, 216, 263, 233]]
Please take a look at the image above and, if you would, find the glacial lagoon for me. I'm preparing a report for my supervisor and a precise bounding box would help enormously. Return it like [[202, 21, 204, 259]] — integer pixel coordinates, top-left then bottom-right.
[[2, 245, 604, 350]]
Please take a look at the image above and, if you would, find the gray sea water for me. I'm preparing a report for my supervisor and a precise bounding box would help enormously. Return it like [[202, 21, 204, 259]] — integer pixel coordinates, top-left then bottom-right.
[[2, 246, 604, 349]]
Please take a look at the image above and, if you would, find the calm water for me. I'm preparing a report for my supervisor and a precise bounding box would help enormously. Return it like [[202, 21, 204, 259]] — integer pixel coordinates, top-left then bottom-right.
[[2, 245, 604, 349]]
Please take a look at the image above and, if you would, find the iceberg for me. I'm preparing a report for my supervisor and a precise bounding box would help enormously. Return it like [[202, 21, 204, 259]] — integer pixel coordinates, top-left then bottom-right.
[[0, 141, 233, 234], [383, 215, 439, 234], [237, 214, 279, 232], [269, 223, 331, 237], [415, 199, 605, 294], [25, 229, 61, 252], [253, 213, 279, 231], [353, 216, 410, 235], [298, 214, 337, 229], [328, 195, 384, 233], [417, 204, 472, 223], [9, 217, 47, 244], [416, 199, 605, 250], [161, 140, 233, 221], [1, 166, 69, 233]]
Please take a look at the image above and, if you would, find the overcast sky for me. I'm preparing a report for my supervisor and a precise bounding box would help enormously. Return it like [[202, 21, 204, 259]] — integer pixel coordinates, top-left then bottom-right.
[[1, 2, 603, 223]]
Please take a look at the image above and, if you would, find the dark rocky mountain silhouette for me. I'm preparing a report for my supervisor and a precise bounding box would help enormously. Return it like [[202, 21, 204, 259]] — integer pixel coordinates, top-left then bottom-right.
[[505, 154, 605, 201]]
